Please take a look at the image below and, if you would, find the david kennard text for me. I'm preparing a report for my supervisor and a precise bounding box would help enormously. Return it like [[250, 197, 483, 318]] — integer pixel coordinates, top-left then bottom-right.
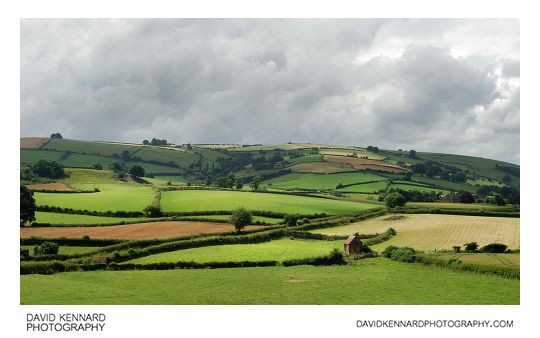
[[27, 313, 106, 332]]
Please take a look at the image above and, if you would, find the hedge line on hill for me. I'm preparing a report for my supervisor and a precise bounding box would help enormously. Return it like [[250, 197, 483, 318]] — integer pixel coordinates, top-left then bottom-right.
[[282, 248, 345, 266], [362, 228, 397, 246], [20, 261, 108, 275], [21, 237, 126, 246]]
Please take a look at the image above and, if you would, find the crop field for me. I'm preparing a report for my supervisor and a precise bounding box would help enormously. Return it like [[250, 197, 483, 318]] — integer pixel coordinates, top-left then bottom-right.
[[25, 183, 76, 192], [20, 149, 64, 163], [338, 181, 388, 193], [20, 221, 261, 239], [323, 155, 408, 173], [21, 246, 99, 256], [263, 172, 386, 190], [127, 238, 344, 264], [32, 212, 155, 225], [311, 214, 520, 251], [20, 257, 519, 305], [419, 253, 520, 268], [34, 187, 154, 212], [160, 190, 374, 214], [20, 137, 50, 149], [319, 149, 385, 160]]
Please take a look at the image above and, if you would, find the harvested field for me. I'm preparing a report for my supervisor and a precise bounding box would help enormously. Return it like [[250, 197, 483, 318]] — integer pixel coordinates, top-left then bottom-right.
[[383, 215, 405, 221], [323, 155, 409, 173], [20, 221, 259, 240], [25, 183, 76, 192], [20, 137, 50, 149], [290, 162, 351, 173]]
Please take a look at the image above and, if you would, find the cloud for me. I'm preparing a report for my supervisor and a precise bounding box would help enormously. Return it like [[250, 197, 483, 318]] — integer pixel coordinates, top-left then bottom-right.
[[20, 19, 519, 163]]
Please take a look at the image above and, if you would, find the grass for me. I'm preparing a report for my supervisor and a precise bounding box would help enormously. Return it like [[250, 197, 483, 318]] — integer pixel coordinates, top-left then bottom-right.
[[133, 146, 198, 168], [126, 238, 343, 264], [32, 212, 154, 225], [263, 172, 386, 190], [185, 215, 282, 224], [21, 246, 100, 256], [43, 138, 140, 156], [319, 149, 385, 160], [20, 257, 519, 304], [60, 153, 183, 174], [160, 190, 376, 214], [419, 253, 520, 268], [388, 183, 449, 193], [284, 154, 323, 165], [290, 162, 354, 173], [311, 214, 520, 251], [407, 202, 501, 209], [338, 181, 388, 193], [34, 186, 155, 212], [20, 149, 64, 164]]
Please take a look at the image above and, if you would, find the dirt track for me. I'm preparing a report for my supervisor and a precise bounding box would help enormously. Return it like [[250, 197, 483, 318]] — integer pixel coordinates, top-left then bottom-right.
[[20, 221, 260, 240]]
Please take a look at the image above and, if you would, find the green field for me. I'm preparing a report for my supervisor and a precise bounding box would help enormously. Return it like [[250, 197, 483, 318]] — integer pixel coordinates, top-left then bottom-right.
[[185, 215, 282, 224], [311, 214, 520, 251], [338, 181, 388, 193], [263, 172, 386, 190], [419, 253, 520, 268], [407, 202, 501, 209], [127, 238, 343, 264], [21, 246, 99, 256], [20, 257, 519, 304], [388, 183, 449, 193], [34, 187, 154, 212], [160, 190, 375, 214], [33, 212, 154, 225], [133, 147, 198, 168], [42, 138, 139, 156], [20, 149, 64, 163]]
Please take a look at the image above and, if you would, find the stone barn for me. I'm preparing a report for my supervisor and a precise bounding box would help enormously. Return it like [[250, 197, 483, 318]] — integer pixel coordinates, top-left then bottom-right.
[[344, 235, 362, 255]]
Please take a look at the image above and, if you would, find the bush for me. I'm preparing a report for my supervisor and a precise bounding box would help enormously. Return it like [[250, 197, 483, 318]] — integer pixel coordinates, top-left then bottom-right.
[[452, 246, 461, 253], [390, 247, 416, 262], [230, 207, 253, 232], [464, 242, 478, 252], [127, 248, 137, 256], [446, 257, 462, 266], [382, 245, 399, 258], [20, 248, 30, 259], [82, 235, 90, 240], [385, 192, 406, 208], [143, 205, 162, 217], [34, 241, 59, 255], [284, 214, 300, 227], [480, 243, 508, 253], [282, 248, 345, 267]]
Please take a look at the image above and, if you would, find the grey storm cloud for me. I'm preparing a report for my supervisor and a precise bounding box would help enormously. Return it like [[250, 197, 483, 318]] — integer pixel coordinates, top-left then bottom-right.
[[20, 18, 520, 163]]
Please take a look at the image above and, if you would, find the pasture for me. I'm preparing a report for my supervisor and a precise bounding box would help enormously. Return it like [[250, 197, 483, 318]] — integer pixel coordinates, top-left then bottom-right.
[[420, 253, 520, 268], [20, 149, 64, 163], [387, 183, 449, 193], [311, 214, 520, 251], [323, 155, 408, 173], [20, 257, 519, 305], [337, 181, 388, 193], [20, 221, 260, 240], [32, 212, 154, 225], [263, 172, 386, 190], [126, 238, 343, 264], [160, 190, 375, 214], [289, 162, 352, 173], [33, 187, 154, 212]]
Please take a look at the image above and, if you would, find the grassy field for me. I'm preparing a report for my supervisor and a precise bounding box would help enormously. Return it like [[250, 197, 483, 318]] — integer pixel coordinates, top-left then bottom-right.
[[185, 214, 282, 224], [133, 146, 198, 168], [160, 190, 375, 214], [319, 149, 385, 160], [290, 162, 353, 173], [263, 172, 386, 190], [34, 187, 155, 212], [284, 154, 323, 165], [419, 253, 520, 268], [20, 149, 64, 163], [21, 246, 99, 256], [407, 202, 501, 209], [33, 212, 154, 225], [20, 257, 519, 304], [126, 238, 343, 264], [388, 183, 449, 193], [42, 138, 140, 156], [338, 181, 388, 193], [311, 214, 520, 251]]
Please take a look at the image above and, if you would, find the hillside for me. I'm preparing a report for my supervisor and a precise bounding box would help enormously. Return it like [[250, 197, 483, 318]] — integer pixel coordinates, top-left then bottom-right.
[[20, 137, 520, 199]]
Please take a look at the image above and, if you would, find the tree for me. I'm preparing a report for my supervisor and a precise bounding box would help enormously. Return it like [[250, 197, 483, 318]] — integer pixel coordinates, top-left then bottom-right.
[[502, 174, 512, 185], [121, 150, 131, 159], [31, 159, 64, 178], [92, 162, 103, 170], [249, 176, 263, 191], [109, 162, 124, 174], [205, 175, 212, 187], [284, 214, 300, 227], [408, 150, 417, 158], [458, 190, 474, 203], [412, 163, 426, 174], [143, 205, 162, 217], [50, 132, 63, 139], [128, 165, 145, 178], [234, 177, 244, 189], [494, 193, 506, 206], [384, 192, 406, 208], [464, 242, 478, 252], [20, 185, 36, 226], [143, 140, 150, 145], [230, 207, 252, 232], [510, 194, 520, 205]]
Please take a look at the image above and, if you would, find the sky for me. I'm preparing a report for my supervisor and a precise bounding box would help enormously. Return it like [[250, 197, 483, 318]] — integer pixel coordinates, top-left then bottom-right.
[[20, 18, 520, 164]]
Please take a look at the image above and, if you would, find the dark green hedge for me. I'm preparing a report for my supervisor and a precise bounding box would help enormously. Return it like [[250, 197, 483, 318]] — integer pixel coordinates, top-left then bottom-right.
[[362, 228, 396, 246], [282, 248, 345, 266], [20, 261, 108, 275], [392, 207, 519, 218], [21, 237, 126, 246]]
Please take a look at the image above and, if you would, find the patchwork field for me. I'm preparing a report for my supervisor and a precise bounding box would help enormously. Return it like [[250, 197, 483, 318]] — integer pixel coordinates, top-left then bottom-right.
[[34, 187, 155, 212], [319, 149, 385, 160], [311, 214, 520, 251], [126, 238, 343, 264], [20, 149, 64, 163], [20, 137, 50, 149], [160, 190, 374, 214], [25, 183, 76, 192], [420, 253, 520, 268], [32, 212, 155, 225], [263, 172, 386, 190], [323, 155, 409, 173], [20, 257, 519, 305], [289, 162, 353, 173], [20, 221, 260, 240], [387, 183, 449, 193], [338, 181, 388, 193]]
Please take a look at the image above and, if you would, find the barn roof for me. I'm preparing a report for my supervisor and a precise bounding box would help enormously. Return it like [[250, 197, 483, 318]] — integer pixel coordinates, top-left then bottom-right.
[[344, 235, 357, 245]]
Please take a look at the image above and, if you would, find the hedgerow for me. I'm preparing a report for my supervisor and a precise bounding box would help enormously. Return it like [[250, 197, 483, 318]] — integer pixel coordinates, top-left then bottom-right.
[[282, 248, 345, 266]]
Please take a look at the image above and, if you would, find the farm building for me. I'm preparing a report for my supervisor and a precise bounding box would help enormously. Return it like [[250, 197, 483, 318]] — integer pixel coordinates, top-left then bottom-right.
[[344, 235, 362, 255]]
